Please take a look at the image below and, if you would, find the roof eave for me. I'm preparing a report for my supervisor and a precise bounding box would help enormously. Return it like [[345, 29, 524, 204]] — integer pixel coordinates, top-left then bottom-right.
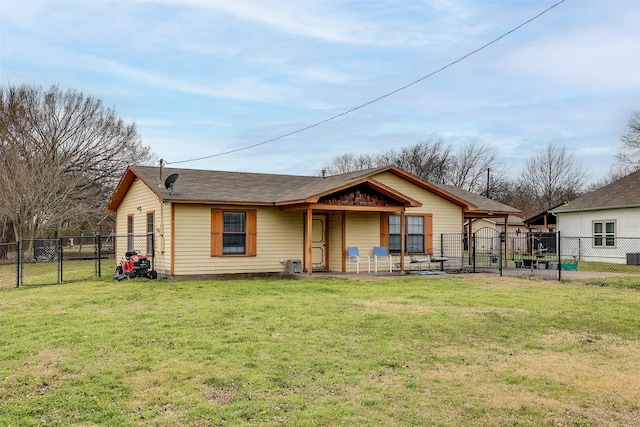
[[106, 167, 138, 213], [167, 199, 275, 207], [465, 209, 522, 218], [553, 204, 640, 214]]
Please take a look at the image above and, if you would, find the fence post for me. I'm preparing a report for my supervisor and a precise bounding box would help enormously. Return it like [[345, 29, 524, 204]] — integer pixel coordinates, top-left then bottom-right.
[[16, 240, 21, 288], [499, 232, 504, 276], [96, 234, 102, 278], [58, 238, 63, 284], [557, 231, 561, 282], [151, 233, 155, 272], [472, 231, 476, 273]]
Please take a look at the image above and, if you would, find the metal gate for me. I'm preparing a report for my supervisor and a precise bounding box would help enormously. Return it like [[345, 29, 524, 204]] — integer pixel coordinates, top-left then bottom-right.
[[19, 236, 105, 286], [21, 238, 61, 286], [469, 229, 561, 278], [472, 227, 502, 273]]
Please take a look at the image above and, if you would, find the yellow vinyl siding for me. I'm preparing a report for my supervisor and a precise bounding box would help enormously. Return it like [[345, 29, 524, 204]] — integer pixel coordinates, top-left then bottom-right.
[[372, 171, 462, 231], [372, 171, 463, 262], [114, 169, 470, 277], [154, 202, 171, 276], [344, 211, 381, 269], [173, 205, 303, 275], [327, 212, 344, 271], [115, 179, 173, 276]]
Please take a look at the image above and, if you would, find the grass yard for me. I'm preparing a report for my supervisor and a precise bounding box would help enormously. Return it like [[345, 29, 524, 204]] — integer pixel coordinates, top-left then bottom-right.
[[1, 275, 639, 426]]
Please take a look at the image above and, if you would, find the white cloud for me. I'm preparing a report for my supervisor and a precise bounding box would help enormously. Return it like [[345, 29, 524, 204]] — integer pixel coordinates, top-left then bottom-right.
[[2, 0, 637, 184], [499, 4, 640, 91], [89, 56, 296, 102], [135, 0, 474, 47], [135, 0, 375, 44]]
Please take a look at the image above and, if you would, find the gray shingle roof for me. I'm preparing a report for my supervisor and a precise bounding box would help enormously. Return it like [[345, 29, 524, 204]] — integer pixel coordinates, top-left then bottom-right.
[[108, 165, 522, 216], [434, 184, 522, 215], [552, 169, 640, 213], [129, 165, 407, 204], [132, 165, 318, 203]]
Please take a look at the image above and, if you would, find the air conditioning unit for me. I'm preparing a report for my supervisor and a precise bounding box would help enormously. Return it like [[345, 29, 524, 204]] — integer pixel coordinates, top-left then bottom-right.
[[285, 259, 302, 274], [626, 253, 640, 265]]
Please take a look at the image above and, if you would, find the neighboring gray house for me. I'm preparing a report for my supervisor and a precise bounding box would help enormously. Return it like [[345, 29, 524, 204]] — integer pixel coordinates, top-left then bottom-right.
[[551, 169, 640, 264]]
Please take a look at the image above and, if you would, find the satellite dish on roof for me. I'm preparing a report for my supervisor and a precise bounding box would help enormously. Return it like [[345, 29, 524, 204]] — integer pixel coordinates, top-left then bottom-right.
[[164, 173, 179, 197]]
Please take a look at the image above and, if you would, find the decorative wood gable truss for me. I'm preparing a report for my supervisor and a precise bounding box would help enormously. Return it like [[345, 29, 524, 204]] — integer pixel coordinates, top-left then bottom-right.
[[320, 186, 398, 207], [277, 180, 420, 212]]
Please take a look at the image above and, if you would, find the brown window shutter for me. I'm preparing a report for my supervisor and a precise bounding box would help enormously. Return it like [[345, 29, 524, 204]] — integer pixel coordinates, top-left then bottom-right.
[[425, 213, 433, 255], [246, 210, 257, 256], [211, 209, 222, 256], [380, 212, 389, 248]]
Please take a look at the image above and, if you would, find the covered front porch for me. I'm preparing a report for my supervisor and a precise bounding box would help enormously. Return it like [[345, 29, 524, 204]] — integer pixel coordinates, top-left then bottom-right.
[[279, 183, 421, 277]]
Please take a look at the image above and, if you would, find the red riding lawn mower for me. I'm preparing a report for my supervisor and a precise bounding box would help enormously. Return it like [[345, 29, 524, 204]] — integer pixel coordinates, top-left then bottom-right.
[[113, 250, 158, 281]]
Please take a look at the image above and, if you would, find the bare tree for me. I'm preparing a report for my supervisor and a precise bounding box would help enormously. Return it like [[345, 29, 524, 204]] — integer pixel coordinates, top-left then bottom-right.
[[391, 139, 452, 183], [516, 143, 588, 217], [615, 111, 640, 173], [585, 168, 628, 192], [321, 138, 509, 193], [487, 176, 519, 208], [321, 138, 453, 184], [447, 140, 508, 194], [320, 152, 379, 175], [0, 83, 154, 240]]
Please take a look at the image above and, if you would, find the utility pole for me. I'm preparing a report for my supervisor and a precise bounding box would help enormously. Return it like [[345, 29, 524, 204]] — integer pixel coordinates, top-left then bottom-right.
[[486, 168, 491, 198]]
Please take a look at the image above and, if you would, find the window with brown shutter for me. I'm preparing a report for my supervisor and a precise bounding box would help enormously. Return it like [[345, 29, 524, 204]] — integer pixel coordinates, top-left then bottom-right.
[[385, 213, 433, 255], [211, 209, 257, 257]]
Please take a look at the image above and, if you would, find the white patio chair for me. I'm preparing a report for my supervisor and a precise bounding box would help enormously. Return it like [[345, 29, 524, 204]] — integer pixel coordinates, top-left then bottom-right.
[[346, 247, 370, 274], [373, 246, 392, 273]]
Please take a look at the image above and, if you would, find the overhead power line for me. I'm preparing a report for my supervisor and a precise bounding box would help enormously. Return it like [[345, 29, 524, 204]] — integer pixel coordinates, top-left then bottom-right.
[[167, 0, 565, 166]]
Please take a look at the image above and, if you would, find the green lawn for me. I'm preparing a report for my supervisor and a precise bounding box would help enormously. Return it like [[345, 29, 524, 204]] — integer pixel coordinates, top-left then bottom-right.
[[1, 275, 639, 426], [0, 259, 110, 289]]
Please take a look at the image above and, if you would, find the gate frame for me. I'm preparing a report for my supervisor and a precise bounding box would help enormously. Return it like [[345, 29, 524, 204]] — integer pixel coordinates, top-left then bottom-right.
[[471, 227, 503, 275]]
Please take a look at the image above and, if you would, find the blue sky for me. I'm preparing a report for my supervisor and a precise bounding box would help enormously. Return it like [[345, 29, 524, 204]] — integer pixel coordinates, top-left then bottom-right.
[[2, 0, 639, 183]]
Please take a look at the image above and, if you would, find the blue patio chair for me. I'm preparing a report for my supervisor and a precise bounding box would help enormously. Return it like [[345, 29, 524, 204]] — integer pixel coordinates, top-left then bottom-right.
[[346, 247, 370, 274], [373, 247, 392, 273]]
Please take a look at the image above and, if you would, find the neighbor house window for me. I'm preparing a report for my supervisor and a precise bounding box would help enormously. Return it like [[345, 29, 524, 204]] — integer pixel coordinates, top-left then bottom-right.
[[211, 209, 257, 256], [593, 220, 615, 247], [146, 212, 154, 254], [384, 213, 433, 254], [127, 214, 134, 251]]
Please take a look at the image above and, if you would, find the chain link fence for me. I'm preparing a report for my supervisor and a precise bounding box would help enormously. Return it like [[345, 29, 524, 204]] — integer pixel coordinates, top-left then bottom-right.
[[438, 231, 640, 288], [555, 235, 640, 287], [0, 242, 19, 290], [2, 232, 640, 289], [0, 234, 153, 289]]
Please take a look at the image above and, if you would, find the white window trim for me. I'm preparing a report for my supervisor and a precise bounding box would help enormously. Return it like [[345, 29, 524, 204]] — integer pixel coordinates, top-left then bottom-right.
[[592, 219, 616, 248]]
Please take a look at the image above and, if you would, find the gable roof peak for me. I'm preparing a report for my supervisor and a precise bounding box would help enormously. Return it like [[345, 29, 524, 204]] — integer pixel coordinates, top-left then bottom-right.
[[552, 168, 640, 213]]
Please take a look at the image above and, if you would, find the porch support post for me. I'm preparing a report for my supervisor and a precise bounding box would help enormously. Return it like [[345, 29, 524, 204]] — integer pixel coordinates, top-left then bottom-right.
[[400, 211, 405, 271], [341, 211, 346, 272], [306, 206, 313, 277]]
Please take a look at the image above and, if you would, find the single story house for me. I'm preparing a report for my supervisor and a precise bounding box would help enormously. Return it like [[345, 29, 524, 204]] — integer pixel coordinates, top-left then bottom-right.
[[551, 169, 640, 264], [106, 165, 522, 278]]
